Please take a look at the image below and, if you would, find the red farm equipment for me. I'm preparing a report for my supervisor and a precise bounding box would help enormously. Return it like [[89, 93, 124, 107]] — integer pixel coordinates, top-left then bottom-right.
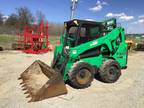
[[16, 21, 52, 54]]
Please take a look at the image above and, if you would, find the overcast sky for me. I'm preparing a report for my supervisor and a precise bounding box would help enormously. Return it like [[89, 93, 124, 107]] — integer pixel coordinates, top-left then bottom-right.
[[0, 0, 144, 33]]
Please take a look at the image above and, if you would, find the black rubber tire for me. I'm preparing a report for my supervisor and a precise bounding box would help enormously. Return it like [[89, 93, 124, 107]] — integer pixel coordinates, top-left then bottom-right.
[[99, 60, 121, 83], [0, 46, 3, 51], [68, 61, 95, 89]]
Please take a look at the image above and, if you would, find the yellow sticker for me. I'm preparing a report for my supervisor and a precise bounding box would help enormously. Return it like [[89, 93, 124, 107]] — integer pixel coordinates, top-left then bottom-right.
[[74, 20, 79, 26], [64, 23, 67, 27]]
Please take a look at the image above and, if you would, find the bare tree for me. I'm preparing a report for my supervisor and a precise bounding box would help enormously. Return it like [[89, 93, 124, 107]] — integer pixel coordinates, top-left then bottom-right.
[[49, 22, 63, 36], [5, 14, 18, 26], [36, 10, 46, 24], [0, 12, 3, 25], [16, 7, 34, 26]]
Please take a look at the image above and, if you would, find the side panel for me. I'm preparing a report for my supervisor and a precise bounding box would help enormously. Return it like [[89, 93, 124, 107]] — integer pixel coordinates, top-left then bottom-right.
[[54, 45, 63, 59], [113, 42, 128, 68], [63, 61, 74, 81], [81, 55, 103, 68], [112, 28, 128, 68]]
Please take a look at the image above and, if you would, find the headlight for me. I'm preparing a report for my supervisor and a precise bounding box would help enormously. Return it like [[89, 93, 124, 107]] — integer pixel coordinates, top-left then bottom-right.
[[72, 50, 77, 54], [63, 46, 70, 55]]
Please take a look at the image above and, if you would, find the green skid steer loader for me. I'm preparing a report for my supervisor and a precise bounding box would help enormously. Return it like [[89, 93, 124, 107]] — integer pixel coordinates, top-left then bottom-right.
[[19, 18, 128, 102]]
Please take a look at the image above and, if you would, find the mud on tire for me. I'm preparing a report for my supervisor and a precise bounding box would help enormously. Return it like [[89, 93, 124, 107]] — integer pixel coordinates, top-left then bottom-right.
[[99, 59, 121, 83], [68, 61, 95, 89]]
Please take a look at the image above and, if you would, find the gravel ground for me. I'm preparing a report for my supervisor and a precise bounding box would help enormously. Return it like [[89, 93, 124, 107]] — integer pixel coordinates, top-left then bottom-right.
[[0, 51, 144, 108]]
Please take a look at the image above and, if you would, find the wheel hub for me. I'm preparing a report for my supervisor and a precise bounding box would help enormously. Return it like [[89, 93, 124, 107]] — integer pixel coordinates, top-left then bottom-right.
[[76, 69, 91, 85], [108, 66, 117, 79]]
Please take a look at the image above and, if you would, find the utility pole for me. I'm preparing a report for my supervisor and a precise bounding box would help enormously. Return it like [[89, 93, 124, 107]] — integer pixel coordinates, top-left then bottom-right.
[[70, 0, 78, 20]]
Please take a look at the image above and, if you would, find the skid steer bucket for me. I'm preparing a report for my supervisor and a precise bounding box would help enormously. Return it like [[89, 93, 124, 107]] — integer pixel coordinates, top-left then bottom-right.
[[18, 60, 67, 102]]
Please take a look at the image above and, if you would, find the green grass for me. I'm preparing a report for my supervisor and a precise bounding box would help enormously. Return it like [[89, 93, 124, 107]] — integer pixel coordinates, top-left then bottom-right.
[[0, 34, 59, 50], [0, 35, 17, 49], [0, 34, 16, 43]]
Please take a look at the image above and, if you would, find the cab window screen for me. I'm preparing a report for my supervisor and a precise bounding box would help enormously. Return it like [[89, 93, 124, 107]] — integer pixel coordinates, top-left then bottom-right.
[[80, 27, 86, 37], [89, 27, 100, 39], [69, 27, 77, 34]]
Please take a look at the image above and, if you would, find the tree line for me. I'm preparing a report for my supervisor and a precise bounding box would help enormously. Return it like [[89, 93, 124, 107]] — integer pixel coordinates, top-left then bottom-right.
[[0, 7, 63, 36]]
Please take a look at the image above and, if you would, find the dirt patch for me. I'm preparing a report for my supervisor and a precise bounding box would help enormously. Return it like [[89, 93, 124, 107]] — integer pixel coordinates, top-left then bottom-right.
[[0, 51, 144, 108]]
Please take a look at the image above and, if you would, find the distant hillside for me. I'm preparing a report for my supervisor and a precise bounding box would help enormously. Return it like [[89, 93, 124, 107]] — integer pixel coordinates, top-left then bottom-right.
[[126, 34, 144, 37]]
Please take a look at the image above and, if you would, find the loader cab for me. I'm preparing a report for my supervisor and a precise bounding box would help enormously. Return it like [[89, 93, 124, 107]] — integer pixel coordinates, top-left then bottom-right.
[[63, 19, 117, 47], [63, 19, 105, 47]]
